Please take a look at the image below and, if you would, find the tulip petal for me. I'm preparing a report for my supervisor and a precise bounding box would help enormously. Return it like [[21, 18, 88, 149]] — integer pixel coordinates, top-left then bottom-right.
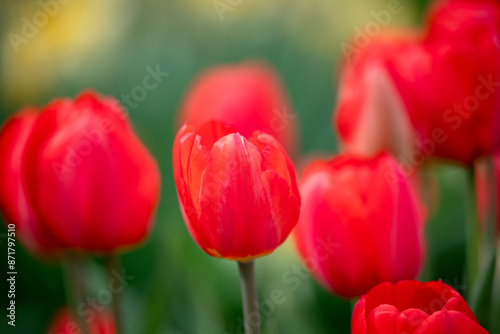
[[370, 157, 424, 284], [0, 110, 57, 255], [198, 133, 264, 258], [366, 304, 399, 333], [295, 160, 378, 297], [413, 310, 488, 334], [442, 296, 478, 322], [196, 120, 237, 149], [351, 297, 367, 334], [335, 39, 416, 157], [395, 308, 429, 333], [365, 281, 444, 315], [260, 169, 300, 248], [248, 132, 299, 198], [173, 127, 214, 252]]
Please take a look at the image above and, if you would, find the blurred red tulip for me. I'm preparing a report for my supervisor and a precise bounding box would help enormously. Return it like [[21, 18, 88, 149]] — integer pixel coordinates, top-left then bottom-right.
[[334, 0, 500, 165], [397, 0, 500, 164], [334, 33, 423, 159], [0, 109, 58, 255], [22, 91, 160, 252], [47, 308, 115, 334], [352, 280, 487, 334], [173, 120, 300, 261], [178, 62, 298, 156], [293, 153, 425, 298]]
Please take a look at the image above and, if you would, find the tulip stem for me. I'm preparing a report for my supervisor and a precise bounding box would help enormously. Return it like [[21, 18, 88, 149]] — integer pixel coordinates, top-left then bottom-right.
[[105, 254, 124, 334], [491, 243, 500, 334], [485, 158, 499, 333], [483, 158, 498, 259], [466, 167, 479, 299], [238, 261, 260, 334], [64, 253, 90, 334]]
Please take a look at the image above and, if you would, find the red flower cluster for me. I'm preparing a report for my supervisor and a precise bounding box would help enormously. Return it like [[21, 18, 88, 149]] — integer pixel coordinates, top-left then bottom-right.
[[1, 0, 494, 332], [334, 0, 500, 167]]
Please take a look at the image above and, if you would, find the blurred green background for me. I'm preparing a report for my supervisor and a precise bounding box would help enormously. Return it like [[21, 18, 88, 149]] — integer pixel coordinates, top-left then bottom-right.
[[0, 0, 474, 333]]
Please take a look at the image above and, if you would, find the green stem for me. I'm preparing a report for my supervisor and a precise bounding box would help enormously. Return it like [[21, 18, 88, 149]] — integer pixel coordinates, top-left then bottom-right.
[[238, 261, 260, 334], [486, 158, 499, 333], [64, 253, 90, 334], [491, 244, 500, 334], [466, 167, 480, 300], [468, 158, 499, 329], [105, 254, 124, 334], [483, 158, 498, 257]]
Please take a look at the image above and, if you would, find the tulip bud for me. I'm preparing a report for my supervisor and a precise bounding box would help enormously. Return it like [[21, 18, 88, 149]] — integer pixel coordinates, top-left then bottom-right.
[[352, 280, 487, 333], [0, 109, 58, 255], [46, 308, 115, 334], [173, 120, 300, 261], [178, 62, 298, 156], [334, 33, 421, 158], [22, 91, 161, 253], [293, 153, 425, 298]]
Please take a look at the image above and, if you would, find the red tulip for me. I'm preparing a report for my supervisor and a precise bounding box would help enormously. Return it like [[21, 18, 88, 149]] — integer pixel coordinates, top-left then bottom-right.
[[399, 0, 500, 164], [334, 0, 500, 165], [293, 153, 425, 298], [178, 62, 298, 155], [22, 91, 160, 252], [173, 120, 300, 261], [0, 109, 57, 255], [389, 0, 500, 165], [47, 308, 115, 334], [352, 280, 487, 334]]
